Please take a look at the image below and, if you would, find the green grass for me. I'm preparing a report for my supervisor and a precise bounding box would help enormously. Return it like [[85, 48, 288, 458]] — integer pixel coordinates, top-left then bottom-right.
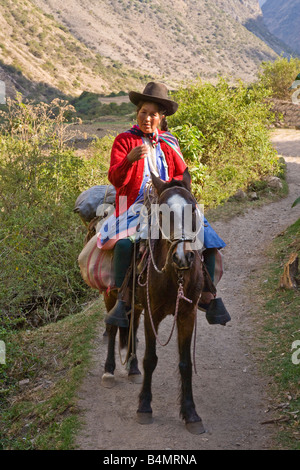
[[252, 219, 300, 449], [0, 298, 104, 450], [206, 171, 288, 223], [70, 91, 135, 120]]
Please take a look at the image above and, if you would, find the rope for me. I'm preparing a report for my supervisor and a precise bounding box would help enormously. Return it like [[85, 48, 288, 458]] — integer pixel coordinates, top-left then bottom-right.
[[118, 242, 137, 369], [192, 309, 198, 375], [148, 237, 182, 274], [145, 254, 193, 347], [127, 241, 137, 370]]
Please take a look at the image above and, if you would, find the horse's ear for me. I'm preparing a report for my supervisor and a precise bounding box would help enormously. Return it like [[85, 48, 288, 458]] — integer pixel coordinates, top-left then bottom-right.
[[182, 167, 191, 191], [151, 172, 167, 195]]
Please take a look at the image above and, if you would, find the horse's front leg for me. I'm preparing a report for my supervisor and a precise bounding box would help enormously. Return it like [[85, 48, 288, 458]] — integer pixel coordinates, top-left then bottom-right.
[[136, 310, 158, 424], [101, 324, 118, 388], [177, 310, 205, 434]]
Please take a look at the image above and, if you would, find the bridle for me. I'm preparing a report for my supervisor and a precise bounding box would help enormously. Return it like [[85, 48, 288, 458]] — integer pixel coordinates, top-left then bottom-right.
[[144, 184, 199, 273]]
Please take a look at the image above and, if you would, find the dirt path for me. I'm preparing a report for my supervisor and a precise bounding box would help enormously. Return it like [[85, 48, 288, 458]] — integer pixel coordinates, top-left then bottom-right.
[[75, 129, 300, 451]]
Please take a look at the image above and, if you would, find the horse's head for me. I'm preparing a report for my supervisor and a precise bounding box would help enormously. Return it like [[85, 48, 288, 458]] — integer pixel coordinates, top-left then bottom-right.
[[151, 168, 201, 270]]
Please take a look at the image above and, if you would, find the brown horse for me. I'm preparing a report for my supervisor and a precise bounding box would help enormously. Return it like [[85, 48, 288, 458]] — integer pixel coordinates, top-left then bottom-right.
[[102, 168, 205, 434]]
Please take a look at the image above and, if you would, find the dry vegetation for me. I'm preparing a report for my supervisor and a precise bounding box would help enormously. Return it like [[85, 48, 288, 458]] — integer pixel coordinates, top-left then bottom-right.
[[32, 0, 279, 84], [0, 0, 292, 102], [0, 0, 150, 101]]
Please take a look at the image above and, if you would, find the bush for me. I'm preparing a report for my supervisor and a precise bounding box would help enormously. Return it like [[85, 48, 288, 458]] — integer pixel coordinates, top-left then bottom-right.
[[70, 91, 134, 120], [257, 56, 300, 100], [76, 135, 113, 189], [0, 96, 105, 329], [169, 78, 280, 207]]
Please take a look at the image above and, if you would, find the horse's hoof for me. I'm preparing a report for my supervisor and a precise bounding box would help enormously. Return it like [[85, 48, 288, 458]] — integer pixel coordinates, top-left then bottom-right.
[[128, 373, 143, 384], [185, 420, 206, 435], [136, 412, 153, 425], [101, 372, 115, 388]]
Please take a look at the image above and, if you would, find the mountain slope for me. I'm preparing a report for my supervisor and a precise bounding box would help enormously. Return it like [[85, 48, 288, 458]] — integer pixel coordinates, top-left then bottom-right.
[[262, 0, 300, 55], [0, 0, 296, 101], [32, 0, 295, 82], [0, 0, 150, 100]]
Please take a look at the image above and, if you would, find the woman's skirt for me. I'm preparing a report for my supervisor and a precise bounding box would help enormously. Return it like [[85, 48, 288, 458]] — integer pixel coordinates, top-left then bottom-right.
[[97, 200, 226, 251]]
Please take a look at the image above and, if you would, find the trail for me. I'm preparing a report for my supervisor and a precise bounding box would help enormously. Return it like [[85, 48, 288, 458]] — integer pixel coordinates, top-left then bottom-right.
[[75, 129, 300, 451]]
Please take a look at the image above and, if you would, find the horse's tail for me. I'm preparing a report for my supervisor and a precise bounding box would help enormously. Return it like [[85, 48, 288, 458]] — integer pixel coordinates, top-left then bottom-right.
[[119, 326, 129, 350]]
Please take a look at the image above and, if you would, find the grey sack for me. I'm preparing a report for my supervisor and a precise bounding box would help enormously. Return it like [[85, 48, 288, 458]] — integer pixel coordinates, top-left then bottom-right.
[[74, 185, 116, 223]]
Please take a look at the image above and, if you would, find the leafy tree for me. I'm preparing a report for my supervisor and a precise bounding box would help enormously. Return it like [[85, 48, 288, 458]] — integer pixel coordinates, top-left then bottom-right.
[[169, 78, 280, 207], [257, 56, 300, 100]]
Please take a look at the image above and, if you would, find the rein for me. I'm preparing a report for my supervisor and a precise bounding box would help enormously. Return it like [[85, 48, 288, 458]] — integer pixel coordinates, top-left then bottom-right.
[[137, 243, 198, 373], [148, 237, 182, 274], [143, 252, 193, 347], [119, 241, 137, 369], [135, 182, 199, 371]]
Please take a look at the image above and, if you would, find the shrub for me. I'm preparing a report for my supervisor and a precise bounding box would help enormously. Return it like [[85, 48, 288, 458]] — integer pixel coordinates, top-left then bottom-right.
[[70, 91, 134, 120], [257, 56, 300, 100], [76, 135, 113, 189], [0, 96, 98, 329], [169, 78, 280, 207]]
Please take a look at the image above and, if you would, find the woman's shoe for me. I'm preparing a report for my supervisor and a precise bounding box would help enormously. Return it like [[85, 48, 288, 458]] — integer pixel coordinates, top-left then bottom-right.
[[198, 296, 231, 326], [205, 298, 231, 326]]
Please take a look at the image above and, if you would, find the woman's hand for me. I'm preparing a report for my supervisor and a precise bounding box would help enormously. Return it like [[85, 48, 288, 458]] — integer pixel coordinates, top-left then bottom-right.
[[127, 144, 148, 163]]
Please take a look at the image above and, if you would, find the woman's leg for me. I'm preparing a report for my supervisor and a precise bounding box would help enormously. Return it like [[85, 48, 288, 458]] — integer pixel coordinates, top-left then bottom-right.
[[200, 248, 216, 304], [199, 248, 231, 325], [105, 238, 133, 327], [203, 248, 216, 284], [113, 239, 134, 288]]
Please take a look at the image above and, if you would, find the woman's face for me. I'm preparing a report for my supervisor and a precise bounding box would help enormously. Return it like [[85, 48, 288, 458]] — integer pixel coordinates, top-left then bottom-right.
[[137, 102, 163, 134]]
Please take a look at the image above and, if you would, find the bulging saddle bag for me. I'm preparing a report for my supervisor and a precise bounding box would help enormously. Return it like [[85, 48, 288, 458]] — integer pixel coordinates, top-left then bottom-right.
[[78, 234, 115, 292]]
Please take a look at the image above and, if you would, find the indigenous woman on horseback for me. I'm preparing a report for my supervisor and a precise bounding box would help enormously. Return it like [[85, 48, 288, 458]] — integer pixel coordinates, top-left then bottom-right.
[[97, 82, 230, 327]]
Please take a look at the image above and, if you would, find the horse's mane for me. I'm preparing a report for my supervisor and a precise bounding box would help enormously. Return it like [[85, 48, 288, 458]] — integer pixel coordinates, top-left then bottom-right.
[[159, 177, 194, 203]]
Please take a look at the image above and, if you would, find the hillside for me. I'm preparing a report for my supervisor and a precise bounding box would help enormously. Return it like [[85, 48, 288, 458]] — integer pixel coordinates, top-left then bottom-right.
[[32, 0, 294, 82], [0, 0, 150, 101], [0, 0, 296, 101], [262, 0, 300, 55]]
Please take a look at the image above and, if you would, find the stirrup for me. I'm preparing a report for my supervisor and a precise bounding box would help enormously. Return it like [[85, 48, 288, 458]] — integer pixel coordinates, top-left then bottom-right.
[[105, 299, 129, 328], [205, 298, 231, 326]]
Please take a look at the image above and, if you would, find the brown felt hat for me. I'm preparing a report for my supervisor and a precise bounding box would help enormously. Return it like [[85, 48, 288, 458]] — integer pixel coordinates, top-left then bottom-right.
[[129, 82, 178, 116]]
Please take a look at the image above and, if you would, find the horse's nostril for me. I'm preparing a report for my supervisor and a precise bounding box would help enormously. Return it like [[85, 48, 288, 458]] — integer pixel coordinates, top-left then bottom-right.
[[172, 249, 194, 268], [172, 252, 180, 264]]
